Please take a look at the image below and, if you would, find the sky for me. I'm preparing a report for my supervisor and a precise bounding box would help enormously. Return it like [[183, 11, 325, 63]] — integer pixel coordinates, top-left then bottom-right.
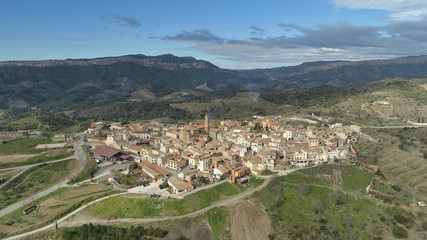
[[1, 0, 427, 69]]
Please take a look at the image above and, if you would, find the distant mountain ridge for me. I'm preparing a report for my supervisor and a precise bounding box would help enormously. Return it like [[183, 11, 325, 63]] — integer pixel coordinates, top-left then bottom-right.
[[0, 54, 219, 70], [1, 54, 427, 111]]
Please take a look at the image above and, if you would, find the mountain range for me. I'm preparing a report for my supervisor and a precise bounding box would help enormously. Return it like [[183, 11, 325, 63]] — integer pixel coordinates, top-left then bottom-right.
[[1, 54, 427, 111]]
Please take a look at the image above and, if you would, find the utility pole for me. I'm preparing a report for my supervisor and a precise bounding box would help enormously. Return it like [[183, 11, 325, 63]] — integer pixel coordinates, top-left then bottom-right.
[[54, 220, 58, 239], [162, 199, 165, 218], [413, 187, 417, 202]]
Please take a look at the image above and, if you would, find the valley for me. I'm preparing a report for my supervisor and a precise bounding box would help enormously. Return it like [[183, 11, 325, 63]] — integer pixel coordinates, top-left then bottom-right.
[[0, 56, 426, 240]]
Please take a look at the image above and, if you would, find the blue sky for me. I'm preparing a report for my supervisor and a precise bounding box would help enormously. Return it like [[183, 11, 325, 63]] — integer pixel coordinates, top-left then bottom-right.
[[1, 0, 427, 69]]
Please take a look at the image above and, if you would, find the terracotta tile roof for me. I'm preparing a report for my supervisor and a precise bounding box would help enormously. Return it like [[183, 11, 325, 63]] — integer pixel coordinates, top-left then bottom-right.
[[183, 182, 193, 189], [129, 145, 142, 151], [93, 145, 122, 158], [139, 161, 168, 176], [120, 155, 131, 160]]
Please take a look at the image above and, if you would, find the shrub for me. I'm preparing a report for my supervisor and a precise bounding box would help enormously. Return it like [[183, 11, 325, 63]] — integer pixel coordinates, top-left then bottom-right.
[[129, 162, 138, 170], [392, 185, 401, 192], [342, 214, 353, 229], [319, 217, 328, 224], [392, 226, 408, 239], [421, 221, 427, 231], [268, 233, 276, 240], [358, 222, 366, 230], [352, 204, 360, 212], [297, 183, 310, 196], [394, 214, 409, 224], [312, 199, 325, 215], [335, 193, 347, 206]]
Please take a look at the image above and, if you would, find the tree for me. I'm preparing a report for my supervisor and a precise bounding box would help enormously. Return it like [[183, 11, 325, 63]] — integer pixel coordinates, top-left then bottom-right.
[[336, 193, 347, 205], [129, 162, 138, 170], [101, 125, 110, 130], [253, 122, 262, 133], [392, 226, 408, 239]]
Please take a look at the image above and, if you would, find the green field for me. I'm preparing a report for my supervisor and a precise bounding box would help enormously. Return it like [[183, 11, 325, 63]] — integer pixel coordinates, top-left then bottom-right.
[[0, 138, 52, 154], [88, 181, 247, 218], [116, 174, 141, 185], [0, 159, 77, 210], [164, 181, 244, 216]]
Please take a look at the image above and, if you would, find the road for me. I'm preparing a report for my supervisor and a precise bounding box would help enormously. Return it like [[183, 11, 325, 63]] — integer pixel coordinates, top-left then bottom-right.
[[362, 125, 427, 129], [92, 162, 130, 181], [4, 175, 274, 240], [0, 136, 87, 218]]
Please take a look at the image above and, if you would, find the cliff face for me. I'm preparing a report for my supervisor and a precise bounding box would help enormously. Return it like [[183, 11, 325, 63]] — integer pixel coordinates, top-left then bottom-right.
[[1, 54, 427, 111]]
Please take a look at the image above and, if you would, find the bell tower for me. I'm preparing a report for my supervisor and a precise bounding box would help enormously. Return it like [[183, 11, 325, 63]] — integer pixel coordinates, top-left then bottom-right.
[[205, 114, 210, 134]]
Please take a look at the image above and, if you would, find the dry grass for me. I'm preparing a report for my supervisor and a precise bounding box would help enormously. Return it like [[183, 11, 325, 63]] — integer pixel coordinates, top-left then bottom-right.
[[130, 88, 157, 100], [0, 154, 39, 163], [0, 169, 20, 179]]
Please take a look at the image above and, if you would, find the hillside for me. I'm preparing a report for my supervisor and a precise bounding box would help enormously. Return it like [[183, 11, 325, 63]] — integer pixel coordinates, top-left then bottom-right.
[[3, 54, 427, 111], [0, 54, 242, 111]]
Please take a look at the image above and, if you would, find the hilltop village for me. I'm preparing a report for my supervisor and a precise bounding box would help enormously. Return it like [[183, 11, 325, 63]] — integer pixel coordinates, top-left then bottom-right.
[[85, 115, 362, 194]]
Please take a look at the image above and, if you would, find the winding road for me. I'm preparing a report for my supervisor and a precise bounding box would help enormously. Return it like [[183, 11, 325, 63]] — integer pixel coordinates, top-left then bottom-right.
[[362, 125, 427, 129], [0, 136, 87, 218]]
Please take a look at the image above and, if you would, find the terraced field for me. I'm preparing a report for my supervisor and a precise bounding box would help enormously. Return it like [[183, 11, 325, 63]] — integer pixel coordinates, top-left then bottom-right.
[[354, 130, 427, 200]]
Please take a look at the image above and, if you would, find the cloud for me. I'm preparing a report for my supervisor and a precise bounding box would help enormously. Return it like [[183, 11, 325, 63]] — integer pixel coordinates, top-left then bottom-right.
[[249, 25, 265, 36], [250, 25, 265, 32], [331, 0, 427, 20], [331, 0, 426, 10], [162, 16, 427, 68], [101, 15, 142, 28], [163, 30, 224, 44], [389, 8, 427, 20]]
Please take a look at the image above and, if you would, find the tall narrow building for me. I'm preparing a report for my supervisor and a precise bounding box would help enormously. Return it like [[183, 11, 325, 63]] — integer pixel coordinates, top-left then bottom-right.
[[205, 114, 210, 134]]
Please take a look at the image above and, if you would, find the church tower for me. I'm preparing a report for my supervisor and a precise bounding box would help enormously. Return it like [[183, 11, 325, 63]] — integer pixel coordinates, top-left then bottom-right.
[[205, 114, 210, 134]]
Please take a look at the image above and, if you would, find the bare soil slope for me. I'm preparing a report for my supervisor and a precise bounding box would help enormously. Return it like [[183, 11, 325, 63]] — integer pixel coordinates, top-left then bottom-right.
[[229, 200, 272, 240]]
